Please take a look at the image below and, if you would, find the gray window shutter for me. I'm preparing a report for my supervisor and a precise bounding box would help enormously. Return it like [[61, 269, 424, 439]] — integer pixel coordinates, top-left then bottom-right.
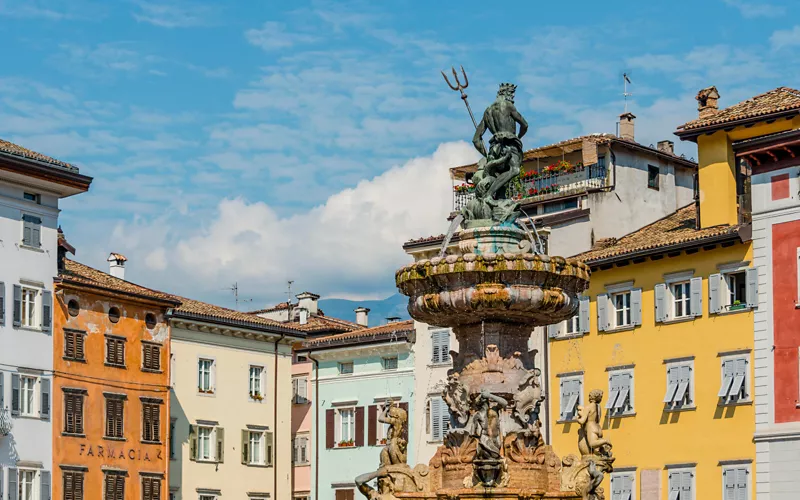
[[32, 222, 41, 247], [746, 268, 758, 309], [622, 475, 633, 500], [431, 398, 442, 441], [41, 378, 50, 420], [42, 290, 52, 331], [681, 471, 693, 500], [709, 273, 722, 314], [631, 288, 642, 326], [265, 431, 273, 466], [724, 469, 736, 500], [719, 360, 735, 398], [597, 294, 608, 331], [547, 324, 560, 339], [22, 219, 32, 246], [241, 429, 248, 464], [655, 283, 667, 323], [431, 332, 441, 363], [9, 467, 17, 500], [13, 285, 22, 327], [0, 372, 3, 409], [0, 281, 5, 325], [216, 427, 224, 463], [735, 469, 747, 500], [11, 373, 20, 416], [189, 425, 197, 461], [611, 476, 622, 500], [41, 470, 51, 500], [579, 296, 590, 333], [690, 277, 703, 317]]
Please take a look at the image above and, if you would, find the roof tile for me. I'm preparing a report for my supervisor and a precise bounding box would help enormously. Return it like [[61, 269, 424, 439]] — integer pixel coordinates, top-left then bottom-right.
[[677, 87, 800, 132], [302, 319, 413, 348], [61, 259, 179, 304], [0, 138, 77, 170]]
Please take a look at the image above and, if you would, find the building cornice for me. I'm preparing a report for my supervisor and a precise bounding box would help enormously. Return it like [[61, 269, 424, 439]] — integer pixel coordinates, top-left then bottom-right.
[[316, 367, 414, 384], [303, 340, 411, 361], [170, 318, 299, 345]]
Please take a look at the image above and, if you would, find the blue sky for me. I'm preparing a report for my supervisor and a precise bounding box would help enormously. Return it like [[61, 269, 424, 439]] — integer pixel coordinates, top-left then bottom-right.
[[2, 0, 799, 309]]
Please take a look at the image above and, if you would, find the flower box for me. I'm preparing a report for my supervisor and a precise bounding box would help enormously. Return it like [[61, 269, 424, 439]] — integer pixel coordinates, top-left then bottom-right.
[[728, 302, 747, 311], [337, 440, 355, 448], [250, 393, 264, 401]]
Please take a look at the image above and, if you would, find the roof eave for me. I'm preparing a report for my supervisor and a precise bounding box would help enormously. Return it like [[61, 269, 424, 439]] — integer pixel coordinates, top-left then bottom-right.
[[298, 330, 412, 352], [610, 139, 697, 168], [675, 110, 800, 142], [0, 152, 93, 194], [58, 278, 182, 308], [168, 309, 307, 339]]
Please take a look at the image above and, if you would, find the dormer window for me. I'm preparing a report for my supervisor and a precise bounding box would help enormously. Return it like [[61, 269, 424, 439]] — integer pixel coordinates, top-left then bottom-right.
[[23, 192, 40, 204]]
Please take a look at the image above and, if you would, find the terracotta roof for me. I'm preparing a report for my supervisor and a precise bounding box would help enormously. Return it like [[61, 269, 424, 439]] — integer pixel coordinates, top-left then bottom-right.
[[248, 302, 291, 314], [171, 296, 305, 336], [292, 314, 363, 334], [60, 259, 180, 305], [571, 205, 743, 264], [677, 87, 800, 133], [301, 319, 413, 349], [0, 138, 77, 171]]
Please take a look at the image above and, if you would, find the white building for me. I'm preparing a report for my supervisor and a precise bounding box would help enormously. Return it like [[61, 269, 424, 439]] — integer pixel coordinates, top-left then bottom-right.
[[0, 140, 91, 499]]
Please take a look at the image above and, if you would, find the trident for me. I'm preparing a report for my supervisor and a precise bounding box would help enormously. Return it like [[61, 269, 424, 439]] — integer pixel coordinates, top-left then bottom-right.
[[442, 65, 487, 156]]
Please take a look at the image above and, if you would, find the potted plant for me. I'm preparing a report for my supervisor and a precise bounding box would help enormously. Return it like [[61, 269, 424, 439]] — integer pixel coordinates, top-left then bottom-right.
[[250, 392, 264, 401], [379, 438, 388, 445], [338, 439, 355, 448], [729, 300, 747, 311]]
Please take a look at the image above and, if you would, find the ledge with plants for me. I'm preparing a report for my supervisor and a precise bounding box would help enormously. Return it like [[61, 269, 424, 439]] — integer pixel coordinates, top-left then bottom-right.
[[337, 439, 355, 448]]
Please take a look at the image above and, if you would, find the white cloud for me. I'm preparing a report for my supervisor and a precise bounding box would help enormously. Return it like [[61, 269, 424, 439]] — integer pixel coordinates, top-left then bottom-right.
[[245, 22, 319, 51], [771, 26, 800, 50], [723, 0, 785, 19], [104, 141, 478, 299], [131, 1, 213, 28]]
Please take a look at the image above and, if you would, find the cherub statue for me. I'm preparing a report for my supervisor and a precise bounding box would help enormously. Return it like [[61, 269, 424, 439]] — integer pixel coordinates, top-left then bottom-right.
[[443, 373, 470, 426], [469, 389, 508, 461], [378, 401, 408, 466], [577, 389, 612, 458]]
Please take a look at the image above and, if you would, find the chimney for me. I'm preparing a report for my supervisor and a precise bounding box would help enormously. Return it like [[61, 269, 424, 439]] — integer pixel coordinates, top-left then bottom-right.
[[657, 140, 675, 155], [295, 292, 319, 316], [107, 253, 127, 280], [298, 307, 309, 325], [57, 227, 75, 273], [696, 86, 720, 120], [354, 307, 370, 327], [618, 112, 636, 141], [386, 316, 401, 323]]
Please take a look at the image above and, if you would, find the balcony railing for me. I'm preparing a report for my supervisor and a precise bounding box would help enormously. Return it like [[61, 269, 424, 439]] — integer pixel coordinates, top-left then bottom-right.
[[454, 163, 609, 212]]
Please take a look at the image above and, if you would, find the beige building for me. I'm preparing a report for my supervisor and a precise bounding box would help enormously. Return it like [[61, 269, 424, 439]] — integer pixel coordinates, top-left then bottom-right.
[[167, 298, 305, 500]]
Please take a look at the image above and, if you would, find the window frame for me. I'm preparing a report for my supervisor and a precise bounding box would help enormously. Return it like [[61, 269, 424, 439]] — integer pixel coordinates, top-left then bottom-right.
[[292, 377, 309, 404], [62, 470, 85, 500], [248, 430, 264, 465], [104, 394, 125, 439], [248, 365, 264, 400], [558, 375, 583, 422], [671, 281, 692, 319], [723, 271, 747, 309], [102, 471, 125, 500], [663, 360, 695, 410], [721, 465, 750, 500], [197, 358, 215, 395], [611, 290, 632, 328], [104, 335, 126, 368], [667, 467, 695, 500], [63, 389, 85, 435], [335, 407, 356, 447], [141, 475, 162, 500], [382, 356, 398, 371], [648, 164, 660, 190], [20, 213, 42, 248], [196, 425, 215, 462], [63, 329, 86, 362], [19, 374, 38, 417], [141, 342, 162, 372], [718, 354, 750, 405], [338, 362, 354, 375], [18, 467, 38, 500], [610, 471, 636, 500], [293, 434, 310, 465], [141, 399, 162, 444], [20, 286, 39, 329], [606, 368, 634, 416]]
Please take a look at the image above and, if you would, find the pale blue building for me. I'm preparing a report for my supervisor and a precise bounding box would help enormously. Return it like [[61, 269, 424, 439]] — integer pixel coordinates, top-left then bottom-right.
[[299, 320, 415, 500]]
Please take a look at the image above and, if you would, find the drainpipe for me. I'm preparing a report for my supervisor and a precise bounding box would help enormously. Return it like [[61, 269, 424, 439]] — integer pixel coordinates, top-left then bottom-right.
[[274, 333, 285, 499], [308, 352, 320, 500]]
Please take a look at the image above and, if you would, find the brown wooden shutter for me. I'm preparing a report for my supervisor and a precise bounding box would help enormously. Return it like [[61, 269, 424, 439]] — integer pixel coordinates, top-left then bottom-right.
[[75, 473, 83, 500], [65, 395, 74, 433], [117, 340, 125, 366], [115, 400, 123, 438], [105, 399, 112, 437], [142, 477, 151, 500], [367, 405, 377, 446], [106, 338, 113, 364], [346, 490, 355, 500], [335, 490, 346, 500], [325, 409, 335, 449], [143, 345, 151, 370], [116, 475, 125, 500], [153, 346, 161, 370], [65, 331, 75, 359], [355, 406, 364, 447], [152, 478, 161, 500], [399, 402, 409, 441], [64, 472, 74, 500], [76, 333, 84, 360], [76, 395, 84, 433]]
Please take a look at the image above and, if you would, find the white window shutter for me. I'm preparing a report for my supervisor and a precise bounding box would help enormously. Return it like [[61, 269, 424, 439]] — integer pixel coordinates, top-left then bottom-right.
[[41, 470, 50, 500], [579, 296, 590, 333], [547, 324, 560, 339], [655, 283, 667, 323], [724, 470, 736, 500], [13, 285, 22, 327], [631, 288, 642, 326], [597, 294, 608, 331], [746, 268, 758, 309], [431, 398, 442, 441], [718, 360, 734, 398], [622, 475, 633, 500], [42, 290, 52, 331], [611, 476, 622, 500], [0, 281, 5, 326], [681, 471, 693, 500], [735, 469, 747, 500], [690, 277, 703, 317], [709, 273, 722, 314]]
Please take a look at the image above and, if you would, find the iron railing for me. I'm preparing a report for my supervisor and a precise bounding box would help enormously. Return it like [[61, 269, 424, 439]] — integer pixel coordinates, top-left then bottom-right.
[[454, 164, 608, 212]]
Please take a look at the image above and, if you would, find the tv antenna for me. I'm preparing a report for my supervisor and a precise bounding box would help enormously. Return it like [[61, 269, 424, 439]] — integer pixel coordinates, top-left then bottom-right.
[[622, 72, 633, 113], [225, 282, 253, 310]]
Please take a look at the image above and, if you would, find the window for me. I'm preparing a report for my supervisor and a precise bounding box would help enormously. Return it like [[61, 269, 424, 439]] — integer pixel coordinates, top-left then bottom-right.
[[142, 343, 161, 372], [293, 435, 309, 464], [710, 269, 757, 313], [338, 362, 354, 375], [648, 165, 660, 190], [67, 299, 80, 317], [249, 432, 263, 464], [565, 314, 580, 334], [141, 476, 161, 500], [606, 370, 633, 415], [21, 287, 38, 328], [105, 396, 124, 439], [335, 490, 355, 500], [21, 214, 42, 247], [382, 357, 398, 370], [107, 307, 121, 324], [598, 155, 606, 169], [292, 377, 308, 404], [249, 366, 263, 399], [63, 470, 85, 500], [19, 375, 36, 416], [337, 408, 355, 446], [103, 471, 125, 500], [64, 330, 86, 361], [431, 329, 450, 364], [725, 272, 747, 308], [611, 473, 634, 500], [672, 282, 691, 318], [723, 467, 748, 500], [199, 496, 215, 500], [18, 469, 37, 500], [197, 359, 214, 394], [667, 469, 694, 500], [144, 313, 157, 330], [23, 192, 40, 203], [543, 198, 579, 214], [719, 357, 749, 403], [612, 291, 631, 328], [197, 426, 214, 461], [142, 401, 161, 443], [559, 377, 582, 421], [64, 392, 84, 434], [242, 429, 273, 466], [105, 336, 126, 367], [664, 362, 694, 409], [428, 396, 449, 441]]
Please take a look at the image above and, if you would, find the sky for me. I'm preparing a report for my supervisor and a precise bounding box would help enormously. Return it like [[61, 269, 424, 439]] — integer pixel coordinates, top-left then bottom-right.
[[2, 0, 800, 310]]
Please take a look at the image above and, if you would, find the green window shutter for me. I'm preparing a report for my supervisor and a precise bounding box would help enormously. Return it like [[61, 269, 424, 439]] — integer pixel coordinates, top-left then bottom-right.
[[13, 285, 22, 327], [41, 290, 52, 331], [216, 427, 224, 463], [265, 431, 273, 466], [241, 429, 249, 464], [9, 468, 17, 500], [40, 378, 50, 420], [189, 425, 197, 461], [40, 470, 51, 500]]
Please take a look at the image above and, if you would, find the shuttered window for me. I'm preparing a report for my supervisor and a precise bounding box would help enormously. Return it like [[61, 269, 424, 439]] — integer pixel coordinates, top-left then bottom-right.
[[142, 402, 161, 443], [105, 397, 124, 438], [21, 214, 42, 247], [719, 358, 749, 403], [103, 472, 125, 500], [0, 281, 5, 326], [431, 329, 450, 364], [606, 371, 633, 414], [668, 470, 694, 500], [723, 468, 748, 500], [63, 471, 85, 500], [611, 474, 634, 500], [64, 330, 86, 361], [429, 396, 449, 441], [559, 377, 582, 421], [142, 343, 161, 371], [141, 476, 161, 500], [664, 363, 693, 408], [105, 336, 126, 367], [64, 393, 84, 435]]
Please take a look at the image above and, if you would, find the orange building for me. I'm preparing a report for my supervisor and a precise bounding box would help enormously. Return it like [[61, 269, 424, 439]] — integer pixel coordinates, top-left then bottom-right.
[[53, 254, 180, 500]]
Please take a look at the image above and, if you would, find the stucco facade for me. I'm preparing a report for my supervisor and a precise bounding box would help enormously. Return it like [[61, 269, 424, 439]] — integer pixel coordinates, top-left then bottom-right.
[[0, 144, 90, 500], [291, 356, 313, 500], [168, 309, 302, 500]]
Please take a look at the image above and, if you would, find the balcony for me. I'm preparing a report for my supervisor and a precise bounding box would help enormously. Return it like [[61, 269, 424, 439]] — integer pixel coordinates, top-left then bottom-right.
[[453, 162, 609, 212]]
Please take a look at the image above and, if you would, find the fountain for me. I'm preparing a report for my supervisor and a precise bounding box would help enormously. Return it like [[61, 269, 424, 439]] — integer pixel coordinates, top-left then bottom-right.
[[355, 81, 614, 500]]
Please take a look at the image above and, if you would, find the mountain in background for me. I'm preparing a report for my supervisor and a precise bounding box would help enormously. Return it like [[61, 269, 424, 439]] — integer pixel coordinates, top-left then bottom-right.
[[319, 293, 410, 327]]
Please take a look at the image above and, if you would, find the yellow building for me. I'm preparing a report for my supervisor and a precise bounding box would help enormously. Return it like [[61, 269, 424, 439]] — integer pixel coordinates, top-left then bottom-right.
[[547, 85, 800, 500]]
